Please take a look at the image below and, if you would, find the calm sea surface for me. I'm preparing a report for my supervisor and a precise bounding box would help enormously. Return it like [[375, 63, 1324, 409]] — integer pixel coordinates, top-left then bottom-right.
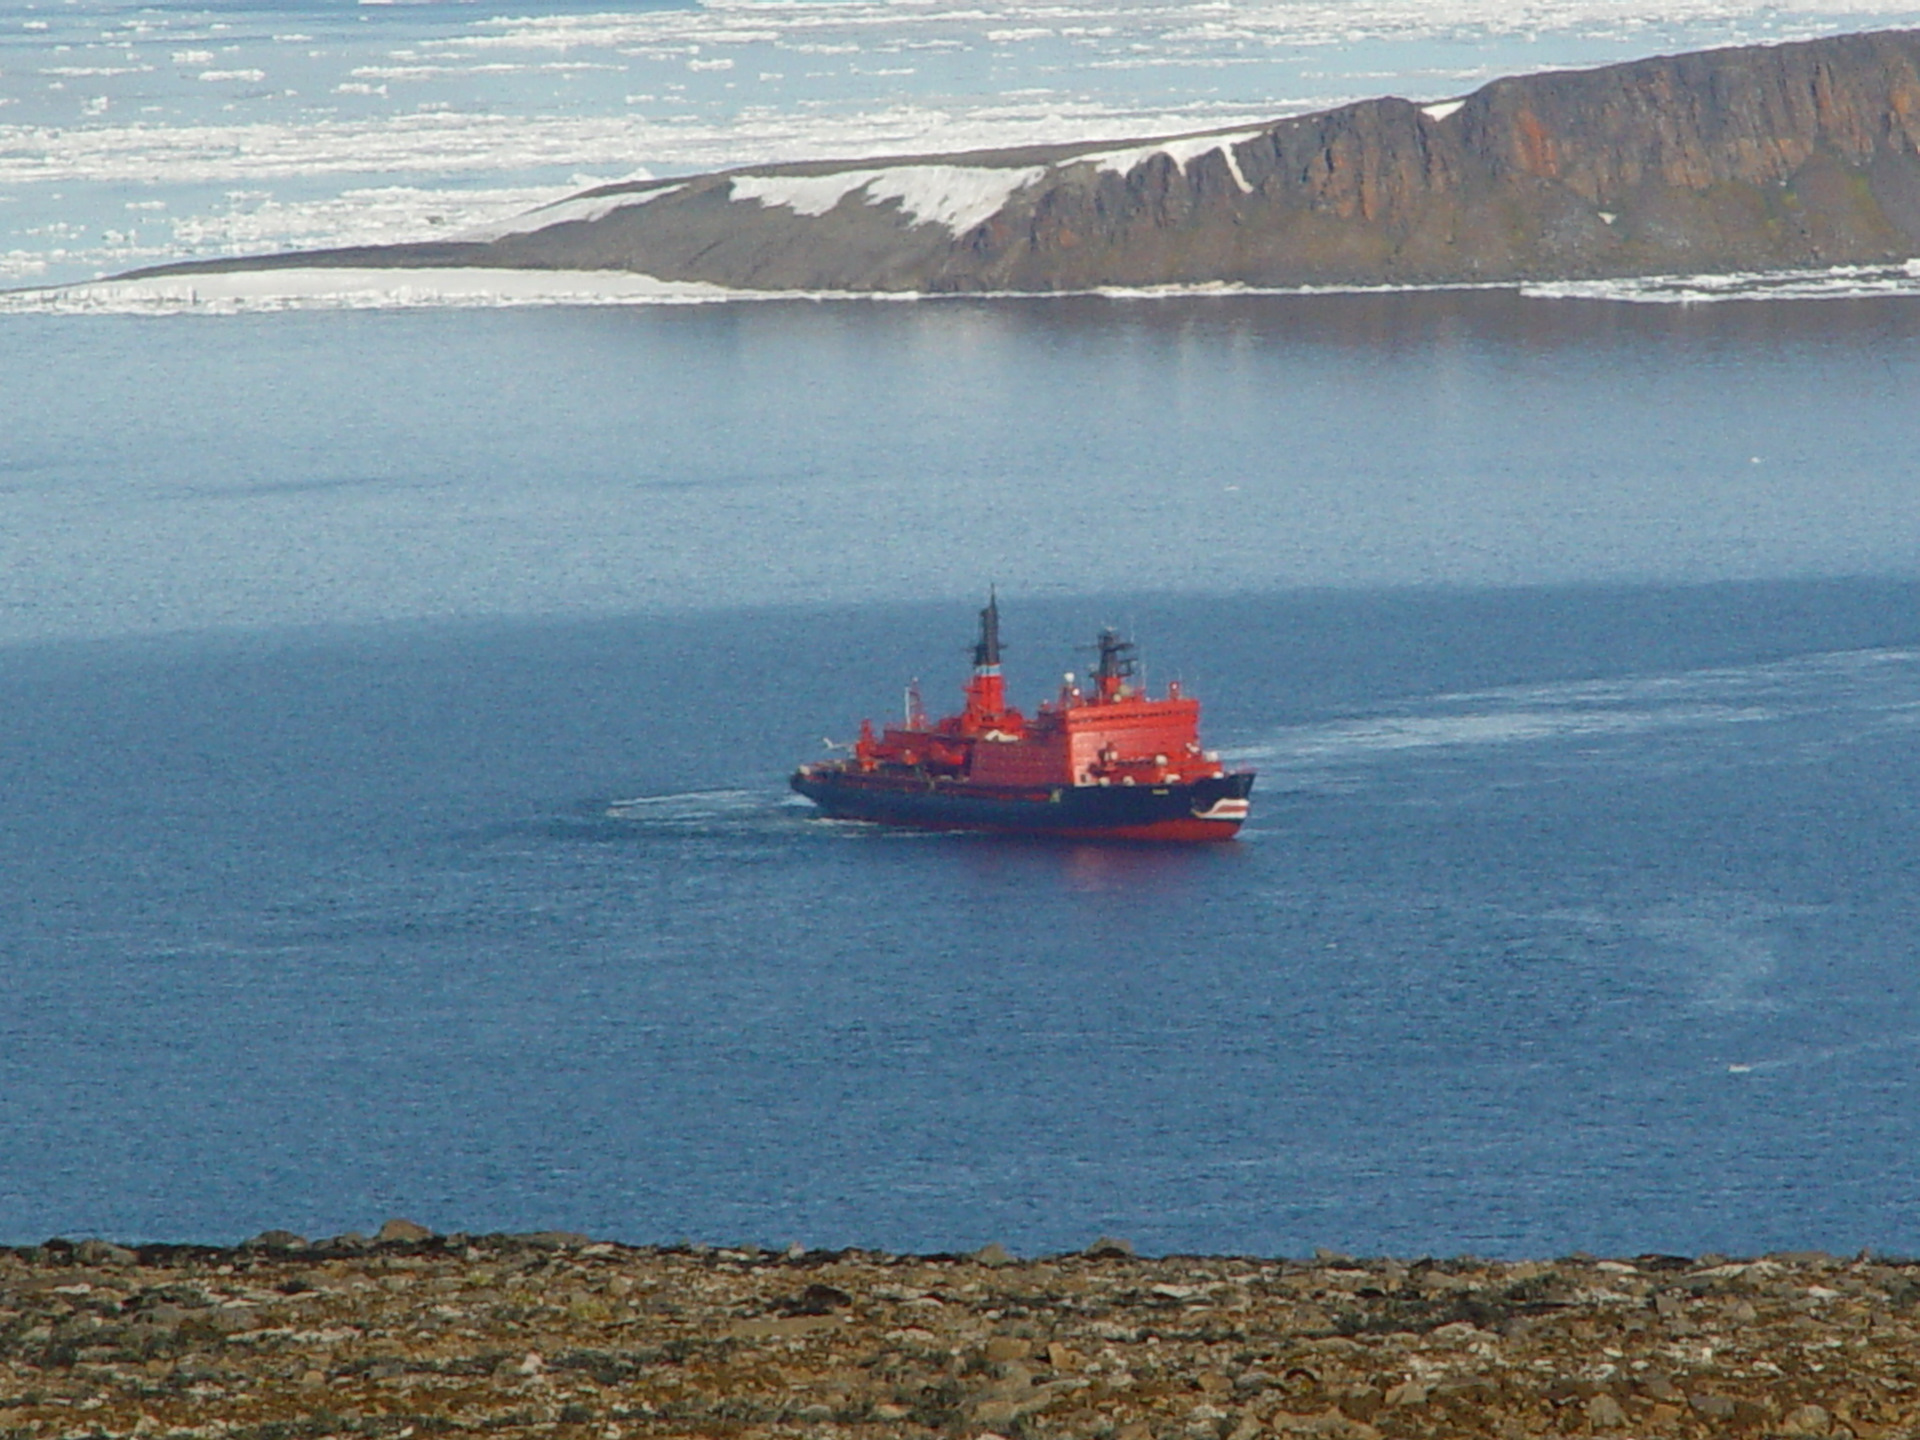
[[4, 291, 1920, 1257]]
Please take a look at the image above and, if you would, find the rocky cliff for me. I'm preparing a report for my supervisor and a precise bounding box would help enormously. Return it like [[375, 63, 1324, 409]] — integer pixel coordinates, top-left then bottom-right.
[[143, 28, 1920, 291]]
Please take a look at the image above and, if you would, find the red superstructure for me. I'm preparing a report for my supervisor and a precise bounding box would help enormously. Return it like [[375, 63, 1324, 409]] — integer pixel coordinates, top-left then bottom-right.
[[792, 594, 1254, 841]]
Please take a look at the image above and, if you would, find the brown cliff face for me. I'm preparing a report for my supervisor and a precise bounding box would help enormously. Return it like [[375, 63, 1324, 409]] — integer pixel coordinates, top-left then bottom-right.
[[137, 28, 1920, 291]]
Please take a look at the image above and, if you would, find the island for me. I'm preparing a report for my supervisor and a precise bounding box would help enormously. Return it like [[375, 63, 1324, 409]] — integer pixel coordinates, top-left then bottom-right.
[[121, 28, 1920, 296]]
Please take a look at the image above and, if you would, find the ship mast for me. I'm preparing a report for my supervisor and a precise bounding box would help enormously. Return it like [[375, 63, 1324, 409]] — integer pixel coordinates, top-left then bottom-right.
[[962, 588, 1007, 728]]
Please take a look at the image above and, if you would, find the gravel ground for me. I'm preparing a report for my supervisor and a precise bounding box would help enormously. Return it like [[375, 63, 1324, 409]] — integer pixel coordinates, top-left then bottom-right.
[[2, 1227, 1916, 1439]]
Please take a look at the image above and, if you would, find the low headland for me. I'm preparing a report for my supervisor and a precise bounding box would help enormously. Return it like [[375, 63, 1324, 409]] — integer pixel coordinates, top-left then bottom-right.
[[3, 1224, 1914, 1438], [119, 28, 1920, 298]]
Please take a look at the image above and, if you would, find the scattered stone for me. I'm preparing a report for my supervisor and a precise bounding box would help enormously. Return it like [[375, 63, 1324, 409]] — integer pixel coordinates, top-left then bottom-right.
[[245, 1229, 307, 1251], [1783, 1402, 1834, 1435], [730, 1313, 839, 1340], [1586, 1392, 1627, 1429], [0, 1241, 1909, 1437], [373, 1217, 433, 1244], [780, 1282, 852, 1315], [72, 1238, 136, 1265], [1083, 1234, 1135, 1258], [519, 1229, 591, 1250]]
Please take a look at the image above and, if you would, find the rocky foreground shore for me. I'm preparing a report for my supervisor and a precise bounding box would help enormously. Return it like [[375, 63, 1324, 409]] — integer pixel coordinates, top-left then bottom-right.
[[3, 1227, 1916, 1439]]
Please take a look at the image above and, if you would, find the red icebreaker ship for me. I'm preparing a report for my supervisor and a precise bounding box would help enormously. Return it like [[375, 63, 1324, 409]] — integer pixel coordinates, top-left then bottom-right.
[[791, 594, 1255, 841]]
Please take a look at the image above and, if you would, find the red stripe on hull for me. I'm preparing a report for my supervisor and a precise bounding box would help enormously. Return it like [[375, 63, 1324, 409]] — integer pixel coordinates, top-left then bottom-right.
[[1013, 818, 1243, 843], [825, 812, 1244, 844]]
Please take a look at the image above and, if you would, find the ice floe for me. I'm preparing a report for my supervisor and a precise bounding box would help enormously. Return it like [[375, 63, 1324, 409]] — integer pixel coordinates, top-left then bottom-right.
[[10, 260, 1920, 316], [0, 267, 745, 314], [1420, 99, 1466, 121], [1522, 261, 1920, 303]]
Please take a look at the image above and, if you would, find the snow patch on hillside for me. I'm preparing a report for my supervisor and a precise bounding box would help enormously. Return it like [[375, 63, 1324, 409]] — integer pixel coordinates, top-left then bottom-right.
[[865, 165, 1048, 231], [728, 170, 887, 218], [1074, 130, 1267, 193], [459, 183, 684, 241], [728, 164, 1046, 234]]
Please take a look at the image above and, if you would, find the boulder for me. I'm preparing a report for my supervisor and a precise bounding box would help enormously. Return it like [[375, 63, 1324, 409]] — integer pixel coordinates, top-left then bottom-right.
[[519, 1230, 591, 1251], [374, 1218, 434, 1244], [1587, 1392, 1627, 1429], [1782, 1404, 1833, 1436], [246, 1230, 308, 1251]]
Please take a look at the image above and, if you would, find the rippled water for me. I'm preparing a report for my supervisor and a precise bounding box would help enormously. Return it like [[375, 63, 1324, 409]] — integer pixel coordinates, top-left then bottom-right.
[[4, 292, 1920, 1256], [7, 291, 1920, 642], [8, 583, 1920, 1255]]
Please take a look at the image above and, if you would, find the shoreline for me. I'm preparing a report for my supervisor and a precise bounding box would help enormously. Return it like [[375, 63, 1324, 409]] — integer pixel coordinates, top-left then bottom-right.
[[7, 260, 1920, 314], [3, 1228, 1914, 1438]]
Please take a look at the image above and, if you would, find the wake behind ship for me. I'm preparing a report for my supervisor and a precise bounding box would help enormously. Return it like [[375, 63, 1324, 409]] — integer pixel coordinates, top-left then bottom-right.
[[791, 596, 1254, 841]]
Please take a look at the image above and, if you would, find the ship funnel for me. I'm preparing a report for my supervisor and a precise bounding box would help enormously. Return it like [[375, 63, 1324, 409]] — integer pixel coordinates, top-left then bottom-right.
[[1093, 626, 1138, 701], [963, 589, 1008, 727], [973, 588, 1002, 670]]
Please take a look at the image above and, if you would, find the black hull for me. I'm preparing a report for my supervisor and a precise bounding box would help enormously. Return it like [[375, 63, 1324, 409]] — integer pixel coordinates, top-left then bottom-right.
[[789, 768, 1254, 841]]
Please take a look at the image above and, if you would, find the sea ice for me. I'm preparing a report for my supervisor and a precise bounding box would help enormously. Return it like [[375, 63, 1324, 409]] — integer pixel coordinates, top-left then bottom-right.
[[0, 266, 745, 314], [1522, 263, 1920, 303]]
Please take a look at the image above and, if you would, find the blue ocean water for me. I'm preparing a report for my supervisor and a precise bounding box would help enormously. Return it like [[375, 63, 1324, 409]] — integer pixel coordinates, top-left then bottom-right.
[[5, 291, 1920, 1258]]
